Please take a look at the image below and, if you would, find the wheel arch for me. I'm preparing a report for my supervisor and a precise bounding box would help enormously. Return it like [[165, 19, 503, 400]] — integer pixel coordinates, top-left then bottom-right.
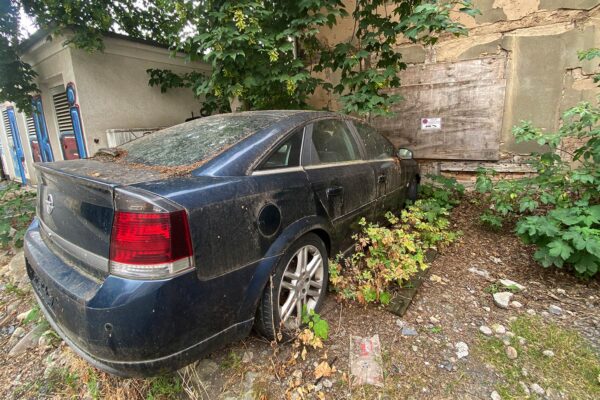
[[236, 216, 333, 322]]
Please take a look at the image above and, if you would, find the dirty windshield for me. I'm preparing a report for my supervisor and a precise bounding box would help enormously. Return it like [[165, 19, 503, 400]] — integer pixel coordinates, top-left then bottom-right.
[[121, 113, 285, 167]]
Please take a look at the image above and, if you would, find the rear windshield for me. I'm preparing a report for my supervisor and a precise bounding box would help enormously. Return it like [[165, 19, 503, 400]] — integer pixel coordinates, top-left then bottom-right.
[[121, 113, 285, 167]]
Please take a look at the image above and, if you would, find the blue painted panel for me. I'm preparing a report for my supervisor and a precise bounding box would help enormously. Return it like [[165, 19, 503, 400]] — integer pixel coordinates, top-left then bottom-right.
[[32, 97, 54, 162], [6, 107, 27, 183], [66, 84, 87, 159]]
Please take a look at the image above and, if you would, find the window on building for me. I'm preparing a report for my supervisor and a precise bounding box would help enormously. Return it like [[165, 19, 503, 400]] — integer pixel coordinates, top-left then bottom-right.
[[26, 115, 36, 136], [52, 90, 74, 135], [2, 109, 13, 138], [26, 114, 42, 163]]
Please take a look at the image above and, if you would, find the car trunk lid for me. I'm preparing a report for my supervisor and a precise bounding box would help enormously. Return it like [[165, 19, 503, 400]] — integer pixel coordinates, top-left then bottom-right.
[[36, 160, 168, 277]]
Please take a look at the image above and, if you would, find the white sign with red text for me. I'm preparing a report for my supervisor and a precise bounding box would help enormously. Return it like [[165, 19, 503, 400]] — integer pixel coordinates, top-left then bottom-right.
[[421, 117, 441, 130]]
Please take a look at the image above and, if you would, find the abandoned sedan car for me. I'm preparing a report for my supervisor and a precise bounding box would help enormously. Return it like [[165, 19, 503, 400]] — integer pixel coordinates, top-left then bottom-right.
[[24, 111, 419, 376]]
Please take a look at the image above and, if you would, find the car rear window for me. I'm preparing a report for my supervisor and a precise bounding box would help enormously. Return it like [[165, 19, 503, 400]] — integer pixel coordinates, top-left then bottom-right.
[[121, 113, 286, 167]]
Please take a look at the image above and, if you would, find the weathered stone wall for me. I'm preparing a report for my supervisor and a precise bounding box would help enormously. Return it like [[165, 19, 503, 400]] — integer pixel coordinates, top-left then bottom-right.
[[310, 1, 600, 169]]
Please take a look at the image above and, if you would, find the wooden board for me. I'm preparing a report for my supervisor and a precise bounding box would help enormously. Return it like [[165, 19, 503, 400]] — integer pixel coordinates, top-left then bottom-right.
[[371, 58, 507, 161]]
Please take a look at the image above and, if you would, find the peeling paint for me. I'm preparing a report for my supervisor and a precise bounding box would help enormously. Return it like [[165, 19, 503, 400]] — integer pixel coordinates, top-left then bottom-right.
[[493, 0, 540, 20]]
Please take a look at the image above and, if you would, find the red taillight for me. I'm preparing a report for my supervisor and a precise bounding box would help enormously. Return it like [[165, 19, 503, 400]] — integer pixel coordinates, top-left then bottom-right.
[[109, 210, 194, 279]]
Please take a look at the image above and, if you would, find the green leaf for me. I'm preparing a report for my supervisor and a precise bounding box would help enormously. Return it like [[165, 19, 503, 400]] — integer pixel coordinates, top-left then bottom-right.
[[547, 240, 573, 260], [379, 291, 391, 305], [312, 318, 329, 340], [585, 237, 600, 258]]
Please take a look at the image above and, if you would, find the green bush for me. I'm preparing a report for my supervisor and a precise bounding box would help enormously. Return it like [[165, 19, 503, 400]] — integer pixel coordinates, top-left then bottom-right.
[[475, 49, 600, 277], [329, 200, 457, 304], [418, 174, 465, 210], [0, 182, 36, 249]]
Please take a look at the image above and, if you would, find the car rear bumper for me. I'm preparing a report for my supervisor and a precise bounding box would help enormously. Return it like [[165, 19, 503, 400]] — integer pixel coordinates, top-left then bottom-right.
[[24, 218, 265, 377]]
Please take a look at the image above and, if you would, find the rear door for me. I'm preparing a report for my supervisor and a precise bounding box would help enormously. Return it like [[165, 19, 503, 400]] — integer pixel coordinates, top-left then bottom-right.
[[351, 121, 404, 217], [302, 119, 377, 250]]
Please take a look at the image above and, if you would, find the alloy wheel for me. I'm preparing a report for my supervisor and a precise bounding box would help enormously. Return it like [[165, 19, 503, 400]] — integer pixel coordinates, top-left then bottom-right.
[[277, 244, 325, 329]]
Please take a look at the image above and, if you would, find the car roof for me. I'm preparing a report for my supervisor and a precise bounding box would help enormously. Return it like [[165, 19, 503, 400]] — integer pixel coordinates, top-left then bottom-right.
[[192, 110, 358, 177]]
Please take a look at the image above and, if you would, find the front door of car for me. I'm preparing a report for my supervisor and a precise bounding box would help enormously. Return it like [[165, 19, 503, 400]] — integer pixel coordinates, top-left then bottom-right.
[[302, 119, 378, 251], [351, 121, 404, 219]]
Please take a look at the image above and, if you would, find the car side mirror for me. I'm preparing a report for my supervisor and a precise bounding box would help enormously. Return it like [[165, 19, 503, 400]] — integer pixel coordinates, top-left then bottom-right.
[[397, 148, 413, 160]]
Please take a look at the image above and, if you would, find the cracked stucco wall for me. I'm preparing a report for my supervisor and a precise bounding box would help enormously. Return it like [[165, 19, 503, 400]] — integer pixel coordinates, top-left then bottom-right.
[[311, 0, 600, 162]]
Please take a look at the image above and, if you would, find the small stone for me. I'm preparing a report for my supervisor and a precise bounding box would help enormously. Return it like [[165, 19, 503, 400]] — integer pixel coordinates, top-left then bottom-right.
[[322, 379, 333, 389], [38, 334, 53, 350], [483, 306, 491, 312], [510, 301, 523, 309], [490, 391, 501, 400], [17, 310, 30, 323], [548, 305, 562, 315], [499, 279, 525, 292], [12, 326, 25, 338], [195, 359, 218, 380], [429, 316, 439, 324], [402, 326, 418, 336], [490, 256, 502, 264], [479, 326, 493, 336], [530, 383, 545, 396], [492, 324, 506, 335], [527, 309, 536, 315], [521, 368, 528, 377], [396, 319, 406, 328], [542, 350, 555, 358], [9, 324, 46, 356], [556, 288, 566, 295], [416, 316, 424, 324], [242, 351, 254, 363], [518, 337, 527, 346], [8, 251, 26, 283], [519, 381, 530, 396], [412, 345, 418, 352], [493, 292, 513, 309], [440, 360, 453, 371], [455, 342, 469, 359], [505, 346, 518, 360], [468, 267, 491, 280]]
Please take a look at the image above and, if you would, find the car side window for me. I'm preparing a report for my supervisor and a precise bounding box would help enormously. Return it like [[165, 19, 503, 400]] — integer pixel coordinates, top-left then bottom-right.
[[258, 128, 303, 170], [353, 122, 395, 160], [310, 120, 360, 164]]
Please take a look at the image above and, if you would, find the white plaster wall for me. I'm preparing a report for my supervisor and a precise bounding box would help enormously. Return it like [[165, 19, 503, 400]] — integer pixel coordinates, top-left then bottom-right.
[[2, 33, 210, 184], [69, 36, 209, 156]]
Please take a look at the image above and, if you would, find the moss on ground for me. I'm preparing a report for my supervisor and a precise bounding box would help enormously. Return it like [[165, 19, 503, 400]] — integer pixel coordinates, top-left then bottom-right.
[[477, 315, 600, 399]]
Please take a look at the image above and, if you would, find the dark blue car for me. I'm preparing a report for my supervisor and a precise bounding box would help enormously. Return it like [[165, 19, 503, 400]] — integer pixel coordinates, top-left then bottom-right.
[[24, 111, 419, 376]]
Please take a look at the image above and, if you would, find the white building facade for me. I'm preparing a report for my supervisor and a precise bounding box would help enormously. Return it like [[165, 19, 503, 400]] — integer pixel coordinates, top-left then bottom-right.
[[0, 31, 209, 184]]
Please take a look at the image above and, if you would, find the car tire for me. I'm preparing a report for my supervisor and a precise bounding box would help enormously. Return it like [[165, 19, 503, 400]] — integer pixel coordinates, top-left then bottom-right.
[[407, 177, 419, 203], [255, 233, 329, 341]]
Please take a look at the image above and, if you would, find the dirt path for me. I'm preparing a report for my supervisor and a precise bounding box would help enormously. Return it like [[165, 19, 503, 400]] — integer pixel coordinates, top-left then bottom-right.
[[1, 197, 598, 399]]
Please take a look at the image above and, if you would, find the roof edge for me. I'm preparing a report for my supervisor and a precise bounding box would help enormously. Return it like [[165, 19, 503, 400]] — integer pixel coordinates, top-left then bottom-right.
[[20, 28, 172, 54]]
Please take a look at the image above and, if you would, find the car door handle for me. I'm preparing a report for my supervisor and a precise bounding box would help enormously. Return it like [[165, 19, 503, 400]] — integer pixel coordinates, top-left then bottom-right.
[[326, 186, 344, 198], [378, 174, 387, 184]]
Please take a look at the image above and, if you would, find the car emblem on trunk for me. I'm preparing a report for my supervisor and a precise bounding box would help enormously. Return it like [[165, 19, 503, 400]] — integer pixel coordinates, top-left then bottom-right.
[[45, 194, 54, 215]]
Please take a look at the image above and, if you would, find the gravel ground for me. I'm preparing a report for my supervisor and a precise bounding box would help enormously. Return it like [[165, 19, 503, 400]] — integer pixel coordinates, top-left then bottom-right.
[[0, 195, 598, 399]]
